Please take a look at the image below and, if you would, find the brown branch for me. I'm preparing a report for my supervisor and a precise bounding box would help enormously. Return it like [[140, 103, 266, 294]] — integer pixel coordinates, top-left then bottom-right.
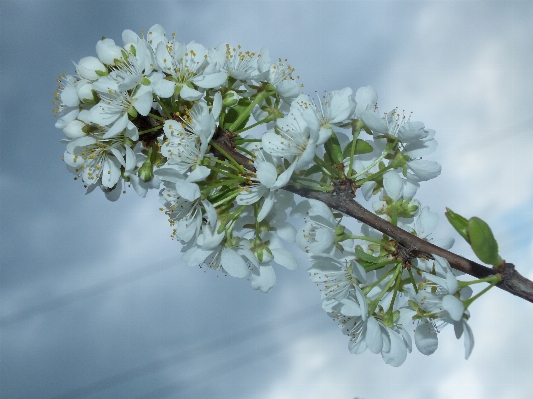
[[134, 113, 533, 304], [282, 185, 533, 303]]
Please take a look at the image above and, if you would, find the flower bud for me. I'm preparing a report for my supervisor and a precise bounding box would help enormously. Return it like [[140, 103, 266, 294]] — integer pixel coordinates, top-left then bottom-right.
[[138, 157, 153, 182], [63, 120, 86, 139], [75, 56, 107, 81], [222, 91, 240, 107], [96, 38, 124, 65], [75, 80, 96, 104]]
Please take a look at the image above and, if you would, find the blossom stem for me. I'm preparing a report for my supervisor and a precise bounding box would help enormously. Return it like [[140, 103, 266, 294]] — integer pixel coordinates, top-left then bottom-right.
[[286, 182, 332, 192], [408, 268, 419, 294], [291, 175, 332, 187], [346, 120, 363, 178], [350, 151, 388, 181], [384, 268, 404, 325], [139, 125, 163, 135], [209, 158, 243, 173], [207, 166, 243, 179], [155, 97, 171, 119], [354, 162, 394, 186], [235, 120, 268, 134], [369, 263, 403, 314], [313, 156, 342, 179], [228, 90, 272, 132], [340, 234, 384, 245], [212, 190, 240, 208], [234, 138, 262, 143], [148, 113, 166, 122], [200, 178, 245, 191], [363, 263, 397, 295], [210, 141, 243, 171], [462, 276, 500, 309]]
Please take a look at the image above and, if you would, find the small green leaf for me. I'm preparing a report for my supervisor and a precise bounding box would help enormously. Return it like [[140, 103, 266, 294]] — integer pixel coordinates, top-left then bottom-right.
[[324, 132, 343, 164], [355, 246, 381, 263], [468, 217, 501, 266], [445, 207, 470, 243], [342, 139, 373, 159], [304, 163, 323, 176]]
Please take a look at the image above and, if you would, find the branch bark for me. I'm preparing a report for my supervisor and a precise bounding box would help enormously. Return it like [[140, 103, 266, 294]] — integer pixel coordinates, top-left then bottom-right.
[[210, 134, 533, 304]]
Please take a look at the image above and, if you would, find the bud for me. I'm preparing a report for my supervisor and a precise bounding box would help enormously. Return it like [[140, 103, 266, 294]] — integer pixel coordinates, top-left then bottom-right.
[[222, 90, 240, 107], [63, 120, 86, 139], [138, 150, 154, 182], [75, 56, 107, 81]]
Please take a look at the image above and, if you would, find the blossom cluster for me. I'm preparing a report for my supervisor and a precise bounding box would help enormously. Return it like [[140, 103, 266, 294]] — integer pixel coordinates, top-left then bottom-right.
[[54, 25, 481, 366]]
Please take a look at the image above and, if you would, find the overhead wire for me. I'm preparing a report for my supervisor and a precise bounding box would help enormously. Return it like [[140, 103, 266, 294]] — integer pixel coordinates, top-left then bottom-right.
[[0, 256, 179, 327], [133, 318, 332, 399], [49, 303, 323, 399]]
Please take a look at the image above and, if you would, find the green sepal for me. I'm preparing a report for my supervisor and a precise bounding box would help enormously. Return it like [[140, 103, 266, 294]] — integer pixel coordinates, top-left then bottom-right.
[[468, 217, 502, 266], [342, 139, 373, 159], [222, 97, 252, 132], [445, 208, 470, 243], [324, 132, 343, 164], [95, 69, 108, 77]]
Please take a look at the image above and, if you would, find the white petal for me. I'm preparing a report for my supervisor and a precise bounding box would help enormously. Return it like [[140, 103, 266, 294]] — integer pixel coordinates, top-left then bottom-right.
[[407, 160, 442, 181], [257, 193, 275, 222], [103, 113, 129, 138], [442, 295, 464, 321], [397, 121, 427, 142], [180, 85, 203, 101], [462, 320, 475, 359], [361, 110, 388, 134], [191, 71, 227, 89], [152, 78, 175, 98], [186, 165, 210, 183], [256, 161, 277, 188], [250, 265, 276, 293], [272, 160, 297, 189], [366, 317, 383, 354], [415, 207, 439, 238], [221, 248, 249, 278], [414, 323, 439, 355], [355, 86, 378, 117], [381, 328, 408, 367], [339, 298, 361, 317], [271, 246, 298, 270], [175, 181, 201, 202], [133, 90, 153, 116], [383, 171, 403, 201], [101, 156, 121, 188]]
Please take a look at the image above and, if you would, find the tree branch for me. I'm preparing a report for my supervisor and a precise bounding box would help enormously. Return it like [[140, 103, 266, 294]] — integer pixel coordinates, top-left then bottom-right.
[[208, 132, 533, 304], [283, 185, 533, 304]]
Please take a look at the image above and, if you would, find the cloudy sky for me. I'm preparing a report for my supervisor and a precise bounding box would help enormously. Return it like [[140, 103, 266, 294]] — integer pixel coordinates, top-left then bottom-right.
[[2, 1, 533, 398]]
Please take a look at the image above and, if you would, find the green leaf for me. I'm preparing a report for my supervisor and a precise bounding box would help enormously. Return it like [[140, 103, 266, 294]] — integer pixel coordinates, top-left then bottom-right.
[[445, 207, 470, 243], [304, 163, 323, 176], [342, 139, 373, 159], [222, 98, 251, 131], [468, 217, 501, 266], [355, 246, 381, 263], [324, 132, 343, 164]]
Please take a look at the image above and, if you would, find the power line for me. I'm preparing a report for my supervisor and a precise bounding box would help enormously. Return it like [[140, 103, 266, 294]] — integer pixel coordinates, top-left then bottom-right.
[[0, 256, 178, 327], [133, 319, 331, 399], [49, 304, 322, 399]]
